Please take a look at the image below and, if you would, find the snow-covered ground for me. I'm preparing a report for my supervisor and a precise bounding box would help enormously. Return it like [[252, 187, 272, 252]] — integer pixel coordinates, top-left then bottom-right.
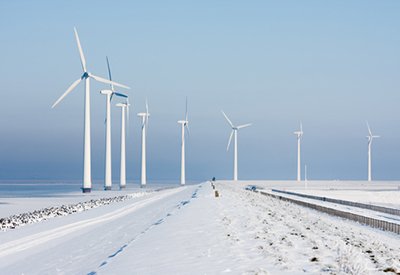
[[234, 180, 400, 210], [1, 181, 400, 274]]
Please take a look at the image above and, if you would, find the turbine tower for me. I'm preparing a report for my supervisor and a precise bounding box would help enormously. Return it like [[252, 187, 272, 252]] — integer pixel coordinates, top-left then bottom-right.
[[52, 28, 130, 193], [366, 121, 380, 181], [178, 98, 189, 185], [116, 99, 130, 190], [138, 100, 149, 187], [221, 110, 252, 181], [100, 57, 128, 191], [294, 122, 303, 181]]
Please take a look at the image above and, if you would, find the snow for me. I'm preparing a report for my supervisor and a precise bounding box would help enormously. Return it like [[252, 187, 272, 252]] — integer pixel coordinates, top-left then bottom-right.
[[259, 189, 400, 227], [1, 181, 400, 274], [238, 180, 400, 209], [0, 191, 154, 231]]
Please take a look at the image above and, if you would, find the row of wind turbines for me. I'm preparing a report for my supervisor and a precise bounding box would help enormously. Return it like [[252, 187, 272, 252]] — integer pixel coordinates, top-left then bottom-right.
[[52, 28, 381, 193], [222, 116, 380, 183], [52, 28, 190, 193], [292, 121, 379, 182]]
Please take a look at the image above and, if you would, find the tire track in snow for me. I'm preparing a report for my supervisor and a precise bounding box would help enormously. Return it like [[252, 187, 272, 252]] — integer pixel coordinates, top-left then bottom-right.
[[87, 186, 201, 275], [0, 188, 185, 258]]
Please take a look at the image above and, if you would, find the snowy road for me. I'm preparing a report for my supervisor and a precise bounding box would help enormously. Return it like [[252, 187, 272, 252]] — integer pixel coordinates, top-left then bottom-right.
[[1, 181, 400, 274], [0, 186, 197, 274]]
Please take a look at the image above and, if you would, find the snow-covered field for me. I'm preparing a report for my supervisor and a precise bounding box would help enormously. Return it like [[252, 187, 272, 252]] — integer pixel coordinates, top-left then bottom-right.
[[238, 180, 400, 209], [1, 181, 400, 274]]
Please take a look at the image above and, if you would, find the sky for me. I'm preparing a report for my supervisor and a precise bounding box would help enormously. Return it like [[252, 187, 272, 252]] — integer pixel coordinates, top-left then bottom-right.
[[0, 1, 400, 182]]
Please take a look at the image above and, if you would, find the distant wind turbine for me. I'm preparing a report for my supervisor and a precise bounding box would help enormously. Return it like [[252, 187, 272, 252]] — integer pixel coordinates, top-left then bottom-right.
[[294, 122, 303, 181], [100, 57, 128, 191], [366, 121, 380, 181], [116, 98, 130, 190], [138, 99, 149, 187], [52, 28, 130, 193], [178, 98, 189, 185], [221, 110, 252, 181]]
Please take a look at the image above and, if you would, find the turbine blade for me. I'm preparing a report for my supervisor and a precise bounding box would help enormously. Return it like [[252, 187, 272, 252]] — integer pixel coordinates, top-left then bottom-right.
[[114, 92, 128, 98], [74, 28, 86, 72], [145, 97, 149, 116], [221, 110, 233, 127], [366, 120, 372, 136], [52, 78, 82, 108], [126, 98, 130, 138], [300, 122, 303, 133], [106, 56, 112, 81], [89, 74, 130, 89], [185, 97, 188, 122], [237, 123, 252, 129], [227, 130, 233, 151], [106, 56, 114, 91], [145, 98, 149, 136], [110, 92, 127, 105], [185, 122, 190, 138]]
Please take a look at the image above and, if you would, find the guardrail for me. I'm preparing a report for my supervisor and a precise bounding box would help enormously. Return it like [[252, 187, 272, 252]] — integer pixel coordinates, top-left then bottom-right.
[[251, 189, 400, 235], [271, 189, 400, 217]]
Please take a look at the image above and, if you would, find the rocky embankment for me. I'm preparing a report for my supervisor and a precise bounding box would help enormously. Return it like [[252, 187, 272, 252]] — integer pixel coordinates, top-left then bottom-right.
[[0, 192, 153, 231]]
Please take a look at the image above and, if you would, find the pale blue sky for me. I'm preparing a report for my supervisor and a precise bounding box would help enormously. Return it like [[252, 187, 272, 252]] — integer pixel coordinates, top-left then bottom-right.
[[0, 1, 399, 181]]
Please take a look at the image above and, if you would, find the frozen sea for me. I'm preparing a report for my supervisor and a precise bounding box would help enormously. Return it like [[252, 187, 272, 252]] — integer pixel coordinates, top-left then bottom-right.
[[0, 180, 199, 218], [0, 180, 199, 198]]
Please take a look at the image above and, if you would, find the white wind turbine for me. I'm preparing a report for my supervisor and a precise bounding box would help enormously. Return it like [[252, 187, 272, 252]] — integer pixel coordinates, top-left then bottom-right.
[[178, 98, 189, 185], [100, 57, 128, 191], [138, 99, 149, 187], [52, 28, 130, 193], [294, 122, 303, 181], [221, 110, 252, 181], [116, 98, 130, 190], [366, 121, 380, 182]]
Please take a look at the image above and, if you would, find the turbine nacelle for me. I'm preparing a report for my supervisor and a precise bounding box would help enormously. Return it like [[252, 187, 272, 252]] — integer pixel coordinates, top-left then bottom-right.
[[294, 131, 303, 137], [100, 90, 113, 95]]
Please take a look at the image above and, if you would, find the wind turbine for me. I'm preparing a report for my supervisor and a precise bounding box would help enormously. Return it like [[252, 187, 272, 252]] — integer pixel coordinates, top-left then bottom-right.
[[116, 98, 130, 190], [178, 98, 189, 185], [294, 122, 303, 181], [138, 99, 149, 187], [52, 27, 130, 193], [366, 121, 380, 181], [100, 57, 128, 191], [221, 110, 252, 181]]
